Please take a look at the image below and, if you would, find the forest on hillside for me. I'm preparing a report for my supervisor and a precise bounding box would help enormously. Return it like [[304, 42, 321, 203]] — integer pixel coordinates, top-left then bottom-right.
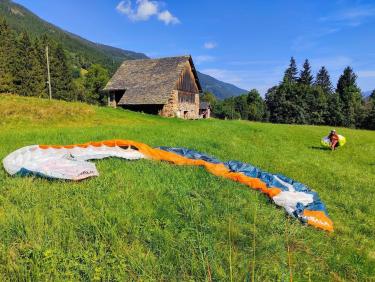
[[0, 17, 109, 104], [203, 58, 375, 130]]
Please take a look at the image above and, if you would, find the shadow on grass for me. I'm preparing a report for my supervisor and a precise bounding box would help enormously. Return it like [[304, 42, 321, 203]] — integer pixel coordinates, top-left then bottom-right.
[[310, 146, 330, 151]]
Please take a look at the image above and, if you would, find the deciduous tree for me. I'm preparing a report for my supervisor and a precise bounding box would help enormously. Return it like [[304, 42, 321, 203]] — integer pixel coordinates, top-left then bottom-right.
[[84, 64, 109, 105], [247, 89, 266, 121]]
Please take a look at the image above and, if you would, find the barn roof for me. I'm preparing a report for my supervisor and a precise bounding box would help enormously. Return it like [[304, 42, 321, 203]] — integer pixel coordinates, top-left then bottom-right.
[[103, 55, 202, 105]]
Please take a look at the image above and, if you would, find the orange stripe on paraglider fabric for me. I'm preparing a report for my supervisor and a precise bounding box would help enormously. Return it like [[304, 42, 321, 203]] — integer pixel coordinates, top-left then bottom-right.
[[38, 139, 150, 151], [63, 145, 75, 149], [90, 142, 103, 147], [303, 210, 333, 232], [77, 144, 89, 148], [51, 145, 63, 149], [102, 140, 116, 147], [139, 146, 283, 198]]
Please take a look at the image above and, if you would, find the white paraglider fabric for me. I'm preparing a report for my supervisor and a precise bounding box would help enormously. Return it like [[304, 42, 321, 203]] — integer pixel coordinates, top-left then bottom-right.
[[272, 191, 314, 216], [3, 145, 145, 180]]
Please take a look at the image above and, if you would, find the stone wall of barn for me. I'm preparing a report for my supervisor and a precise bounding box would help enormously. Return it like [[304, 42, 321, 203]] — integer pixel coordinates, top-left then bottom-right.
[[159, 63, 200, 119], [160, 90, 199, 119], [176, 90, 199, 119], [160, 90, 179, 118]]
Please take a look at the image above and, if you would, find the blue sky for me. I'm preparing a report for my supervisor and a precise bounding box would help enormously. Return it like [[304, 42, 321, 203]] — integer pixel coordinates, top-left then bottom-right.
[[16, 0, 375, 94]]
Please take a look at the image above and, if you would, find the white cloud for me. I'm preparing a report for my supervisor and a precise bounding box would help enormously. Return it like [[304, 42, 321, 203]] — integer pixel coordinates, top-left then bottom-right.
[[116, 0, 133, 15], [116, 0, 180, 25], [136, 0, 158, 20], [203, 42, 217, 49], [158, 10, 180, 25]]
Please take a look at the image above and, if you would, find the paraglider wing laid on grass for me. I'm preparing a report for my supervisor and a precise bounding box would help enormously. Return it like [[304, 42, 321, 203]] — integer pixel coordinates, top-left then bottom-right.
[[3, 139, 333, 232]]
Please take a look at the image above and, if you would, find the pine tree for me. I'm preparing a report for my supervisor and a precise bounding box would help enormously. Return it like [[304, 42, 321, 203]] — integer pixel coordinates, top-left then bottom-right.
[[49, 43, 74, 101], [315, 66, 333, 94], [283, 57, 298, 83], [11, 32, 46, 97], [306, 86, 328, 125], [279, 57, 309, 123], [313, 66, 332, 123], [0, 18, 16, 93], [13, 32, 38, 96], [326, 92, 344, 126], [32, 38, 48, 98], [336, 66, 358, 96], [299, 59, 313, 85], [336, 67, 363, 127]]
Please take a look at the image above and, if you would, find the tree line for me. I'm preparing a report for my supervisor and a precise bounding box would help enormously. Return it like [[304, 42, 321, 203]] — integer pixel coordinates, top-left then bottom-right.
[[203, 57, 375, 129], [0, 17, 109, 105], [1, 16, 374, 129]]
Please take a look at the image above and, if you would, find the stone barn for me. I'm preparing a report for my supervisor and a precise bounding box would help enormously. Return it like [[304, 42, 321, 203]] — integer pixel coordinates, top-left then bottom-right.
[[103, 55, 202, 119]]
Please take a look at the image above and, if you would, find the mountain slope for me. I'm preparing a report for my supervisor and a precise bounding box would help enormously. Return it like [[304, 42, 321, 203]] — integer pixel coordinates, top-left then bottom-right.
[[0, 0, 147, 73], [0, 0, 246, 98], [197, 71, 247, 99]]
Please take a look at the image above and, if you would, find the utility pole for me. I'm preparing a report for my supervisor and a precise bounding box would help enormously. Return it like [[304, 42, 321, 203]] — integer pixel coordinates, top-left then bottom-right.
[[45, 45, 52, 100]]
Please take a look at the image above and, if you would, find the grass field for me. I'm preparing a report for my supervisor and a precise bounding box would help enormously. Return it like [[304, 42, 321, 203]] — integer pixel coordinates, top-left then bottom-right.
[[0, 95, 374, 281]]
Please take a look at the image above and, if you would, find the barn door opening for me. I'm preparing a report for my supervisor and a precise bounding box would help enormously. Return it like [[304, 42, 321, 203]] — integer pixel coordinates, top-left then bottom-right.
[[114, 90, 124, 104], [108, 90, 125, 108]]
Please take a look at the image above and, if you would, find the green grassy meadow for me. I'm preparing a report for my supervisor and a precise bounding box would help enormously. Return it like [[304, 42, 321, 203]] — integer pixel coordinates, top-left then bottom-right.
[[0, 95, 374, 281]]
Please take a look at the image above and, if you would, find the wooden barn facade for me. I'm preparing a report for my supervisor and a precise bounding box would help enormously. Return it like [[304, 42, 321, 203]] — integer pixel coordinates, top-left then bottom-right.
[[103, 56, 202, 119]]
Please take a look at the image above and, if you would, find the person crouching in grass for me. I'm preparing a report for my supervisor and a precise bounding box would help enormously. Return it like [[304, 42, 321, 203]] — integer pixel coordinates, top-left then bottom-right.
[[328, 130, 339, 151]]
